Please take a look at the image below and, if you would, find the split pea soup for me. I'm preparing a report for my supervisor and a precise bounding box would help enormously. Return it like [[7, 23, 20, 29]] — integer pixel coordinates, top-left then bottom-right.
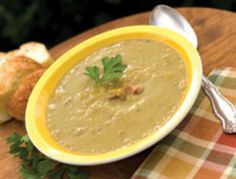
[[46, 39, 188, 154]]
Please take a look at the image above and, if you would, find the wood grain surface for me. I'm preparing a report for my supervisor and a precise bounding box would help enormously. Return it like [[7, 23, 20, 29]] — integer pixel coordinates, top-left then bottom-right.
[[1, 7, 236, 179]]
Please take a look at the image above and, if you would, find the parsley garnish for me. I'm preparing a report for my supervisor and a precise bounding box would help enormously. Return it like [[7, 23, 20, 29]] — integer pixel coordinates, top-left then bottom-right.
[[6, 133, 87, 179], [84, 54, 127, 85]]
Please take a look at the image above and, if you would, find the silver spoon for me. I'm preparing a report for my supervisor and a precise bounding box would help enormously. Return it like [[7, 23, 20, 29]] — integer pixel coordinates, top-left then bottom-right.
[[150, 5, 236, 133]]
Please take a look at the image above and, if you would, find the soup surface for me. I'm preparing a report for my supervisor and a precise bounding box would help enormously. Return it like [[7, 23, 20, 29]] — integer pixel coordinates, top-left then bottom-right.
[[46, 39, 188, 154]]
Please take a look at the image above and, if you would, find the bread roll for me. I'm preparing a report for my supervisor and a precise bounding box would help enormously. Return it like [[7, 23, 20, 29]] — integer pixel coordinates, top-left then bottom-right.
[[0, 42, 53, 67], [20, 42, 53, 67], [0, 56, 42, 123], [7, 69, 45, 121], [0, 50, 22, 62]]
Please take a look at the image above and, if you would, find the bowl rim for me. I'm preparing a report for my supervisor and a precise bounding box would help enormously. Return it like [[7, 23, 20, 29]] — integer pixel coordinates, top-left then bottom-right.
[[26, 25, 202, 165]]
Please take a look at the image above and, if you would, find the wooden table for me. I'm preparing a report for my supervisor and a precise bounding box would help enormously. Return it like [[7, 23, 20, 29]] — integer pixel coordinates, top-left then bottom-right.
[[1, 7, 236, 179]]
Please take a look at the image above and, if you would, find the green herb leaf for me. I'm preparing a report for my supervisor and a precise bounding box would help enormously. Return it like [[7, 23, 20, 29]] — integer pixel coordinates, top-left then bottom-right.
[[85, 54, 127, 85], [102, 54, 127, 82], [20, 165, 40, 179], [21, 135, 30, 143], [66, 166, 87, 179], [109, 54, 122, 68], [46, 166, 65, 179], [101, 56, 110, 72], [84, 66, 100, 84], [7, 133, 22, 144], [6, 133, 86, 179], [36, 159, 55, 176], [102, 72, 122, 81]]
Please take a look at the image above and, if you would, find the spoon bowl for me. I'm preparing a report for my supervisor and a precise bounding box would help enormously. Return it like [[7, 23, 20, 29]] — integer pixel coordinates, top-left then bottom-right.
[[150, 5, 198, 48]]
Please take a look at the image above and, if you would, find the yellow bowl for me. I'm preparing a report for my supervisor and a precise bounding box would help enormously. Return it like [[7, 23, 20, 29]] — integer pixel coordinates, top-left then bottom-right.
[[26, 25, 202, 165]]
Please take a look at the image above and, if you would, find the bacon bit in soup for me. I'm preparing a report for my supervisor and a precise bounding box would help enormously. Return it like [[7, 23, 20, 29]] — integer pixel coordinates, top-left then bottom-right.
[[108, 84, 144, 100], [124, 84, 144, 94]]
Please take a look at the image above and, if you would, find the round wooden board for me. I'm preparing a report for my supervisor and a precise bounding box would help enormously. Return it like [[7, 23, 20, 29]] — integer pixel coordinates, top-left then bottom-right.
[[1, 7, 236, 179]]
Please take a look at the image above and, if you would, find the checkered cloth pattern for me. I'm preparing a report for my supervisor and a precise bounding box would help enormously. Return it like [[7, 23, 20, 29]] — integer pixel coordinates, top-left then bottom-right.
[[132, 68, 236, 179]]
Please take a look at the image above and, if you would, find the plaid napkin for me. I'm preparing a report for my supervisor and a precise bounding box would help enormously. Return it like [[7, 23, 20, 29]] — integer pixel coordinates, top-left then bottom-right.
[[132, 68, 236, 179]]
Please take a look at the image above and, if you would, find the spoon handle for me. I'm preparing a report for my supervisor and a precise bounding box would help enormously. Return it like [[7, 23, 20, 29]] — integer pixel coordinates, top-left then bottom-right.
[[201, 75, 236, 133]]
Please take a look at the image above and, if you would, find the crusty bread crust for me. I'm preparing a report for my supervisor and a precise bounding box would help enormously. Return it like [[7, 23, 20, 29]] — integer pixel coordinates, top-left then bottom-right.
[[0, 50, 22, 61], [7, 69, 45, 121], [0, 56, 42, 122], [0, 56, 41, 94]]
